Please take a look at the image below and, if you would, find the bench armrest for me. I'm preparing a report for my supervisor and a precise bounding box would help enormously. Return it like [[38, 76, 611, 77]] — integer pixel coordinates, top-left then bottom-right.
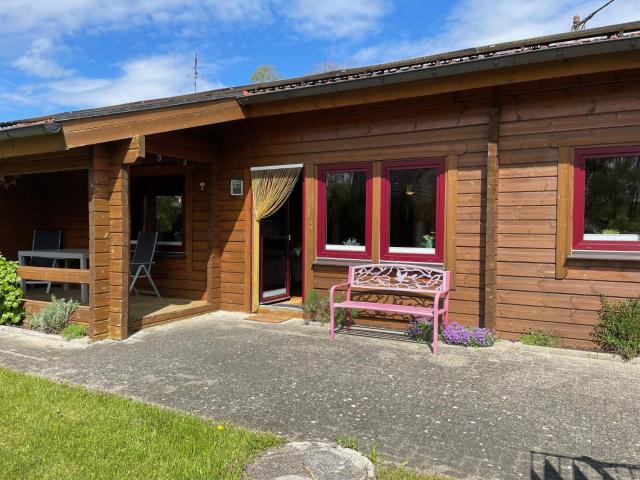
[[329, 282, 350, 302]]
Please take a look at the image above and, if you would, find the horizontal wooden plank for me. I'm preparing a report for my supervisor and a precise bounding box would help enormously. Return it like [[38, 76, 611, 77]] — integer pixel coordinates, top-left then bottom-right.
[[18, 266, 90, 284]]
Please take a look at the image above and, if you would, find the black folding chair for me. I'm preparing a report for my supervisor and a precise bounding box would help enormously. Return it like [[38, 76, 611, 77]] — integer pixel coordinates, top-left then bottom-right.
[[26, 229, 62, 293], [129, 231, 161, 298]]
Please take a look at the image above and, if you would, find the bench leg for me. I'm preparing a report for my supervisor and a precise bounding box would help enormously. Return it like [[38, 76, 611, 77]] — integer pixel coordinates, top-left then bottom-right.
[[432, 315, 439, 355], [329, 306, 335, 340]]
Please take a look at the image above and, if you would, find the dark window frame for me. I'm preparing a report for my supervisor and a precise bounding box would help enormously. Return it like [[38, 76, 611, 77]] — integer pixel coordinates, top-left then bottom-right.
[[380, 158, 445, 263], [316, 162, 373, 260], [130, 175, 186, 253], [573, 145, 640, 252]]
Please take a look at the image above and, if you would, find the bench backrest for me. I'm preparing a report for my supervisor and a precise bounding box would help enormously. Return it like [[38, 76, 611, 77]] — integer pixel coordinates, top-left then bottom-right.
[[348, 264, 449, 295]]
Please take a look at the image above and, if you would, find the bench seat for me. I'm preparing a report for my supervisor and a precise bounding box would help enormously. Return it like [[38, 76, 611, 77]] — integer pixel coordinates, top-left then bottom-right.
[[334, 300, 434, 317]]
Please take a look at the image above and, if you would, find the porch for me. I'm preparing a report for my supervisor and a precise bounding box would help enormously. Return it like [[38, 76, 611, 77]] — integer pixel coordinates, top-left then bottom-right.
[[0, 132, 217, 340]]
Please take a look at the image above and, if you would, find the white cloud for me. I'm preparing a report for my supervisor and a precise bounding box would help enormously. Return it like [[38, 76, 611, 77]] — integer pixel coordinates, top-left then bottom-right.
[[282, 0, 390, 39], [15, 54, 224, 111], [352, 0, 640, 65], [13, 38, 73, 79]]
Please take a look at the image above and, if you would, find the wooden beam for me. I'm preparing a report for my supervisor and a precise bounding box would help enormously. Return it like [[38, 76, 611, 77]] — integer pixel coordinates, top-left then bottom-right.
[[109, 135, 145, 165], [17, 266, 90, 283], [0, 151, 88, 176], [63, 98, 245, 148], [556, 146, 573, 280], [371, 161, 382, 263], [0, 134, 68, 160], [484, 106, 500, 330], [444, 155, 458, 289]]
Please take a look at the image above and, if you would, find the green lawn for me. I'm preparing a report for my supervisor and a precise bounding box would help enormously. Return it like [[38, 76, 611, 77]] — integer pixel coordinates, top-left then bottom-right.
[[0, 367, 447, 480], [0, 367, 281, 479]]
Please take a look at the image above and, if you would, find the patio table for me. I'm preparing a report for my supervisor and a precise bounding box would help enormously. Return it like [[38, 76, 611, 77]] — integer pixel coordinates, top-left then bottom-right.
[[18, 249, 90, 303]]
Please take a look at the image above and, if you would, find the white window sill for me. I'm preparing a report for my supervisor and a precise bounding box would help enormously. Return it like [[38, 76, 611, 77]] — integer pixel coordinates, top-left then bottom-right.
[[568, 250, 640, 261]]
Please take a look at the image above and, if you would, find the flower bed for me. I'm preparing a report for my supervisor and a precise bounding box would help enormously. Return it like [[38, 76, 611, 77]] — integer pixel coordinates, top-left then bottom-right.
[[406, 319, 496, 347]]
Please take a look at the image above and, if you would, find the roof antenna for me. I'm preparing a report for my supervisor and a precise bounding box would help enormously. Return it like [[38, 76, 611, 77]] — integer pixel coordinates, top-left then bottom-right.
[[571, 0, 616, 31], [192, 52, 199, 93]]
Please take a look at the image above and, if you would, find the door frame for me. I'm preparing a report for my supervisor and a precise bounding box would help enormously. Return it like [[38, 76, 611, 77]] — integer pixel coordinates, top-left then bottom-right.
[[249, 164, 305, 310], [258, 202, 292, 304]]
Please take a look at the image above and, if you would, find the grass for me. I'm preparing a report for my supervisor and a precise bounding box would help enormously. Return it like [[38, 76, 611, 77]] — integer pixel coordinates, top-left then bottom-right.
[[336, 434, 451, 480], [60, 323, 88, 340], [0, 367, 282, 480], [520, 329, 561, 348]]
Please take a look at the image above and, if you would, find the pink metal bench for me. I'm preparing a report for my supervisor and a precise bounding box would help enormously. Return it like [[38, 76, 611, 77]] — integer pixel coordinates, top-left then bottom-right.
[[329, 264, 450, 353]]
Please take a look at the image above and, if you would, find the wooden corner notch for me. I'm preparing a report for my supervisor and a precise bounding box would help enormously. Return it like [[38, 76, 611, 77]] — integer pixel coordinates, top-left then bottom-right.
[[110, 135, 145, 165]]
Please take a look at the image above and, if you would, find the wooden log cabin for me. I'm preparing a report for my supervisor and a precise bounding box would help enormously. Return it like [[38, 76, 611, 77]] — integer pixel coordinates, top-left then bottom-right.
[[1, 22, 640, 347]]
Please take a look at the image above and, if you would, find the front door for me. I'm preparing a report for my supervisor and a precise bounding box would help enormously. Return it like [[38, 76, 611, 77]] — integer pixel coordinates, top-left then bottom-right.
[[260, 202, 290, 303]]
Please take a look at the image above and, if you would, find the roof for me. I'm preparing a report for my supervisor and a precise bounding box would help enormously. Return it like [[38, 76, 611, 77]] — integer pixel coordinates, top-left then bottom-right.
[[1, 20, 639, 136]]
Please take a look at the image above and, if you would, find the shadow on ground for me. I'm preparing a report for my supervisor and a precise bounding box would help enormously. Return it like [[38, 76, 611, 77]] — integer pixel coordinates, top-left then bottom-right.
[[531, 451, 640, 480]]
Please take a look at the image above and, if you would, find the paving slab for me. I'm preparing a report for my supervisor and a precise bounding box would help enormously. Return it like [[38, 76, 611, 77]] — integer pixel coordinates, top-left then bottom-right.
[[0, 312, 639, 479]]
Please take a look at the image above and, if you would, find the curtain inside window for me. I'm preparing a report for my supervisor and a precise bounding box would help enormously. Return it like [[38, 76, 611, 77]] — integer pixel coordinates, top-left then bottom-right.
[[251, 166, 302, 311]]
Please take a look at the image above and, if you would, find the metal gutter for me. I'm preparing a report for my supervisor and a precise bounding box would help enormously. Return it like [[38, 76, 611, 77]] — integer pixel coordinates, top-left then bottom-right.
[[238, 36, 639, 105], [0, 122, 62, 141]]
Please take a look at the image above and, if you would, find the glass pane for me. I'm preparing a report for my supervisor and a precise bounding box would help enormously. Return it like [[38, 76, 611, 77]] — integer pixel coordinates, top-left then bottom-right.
[[261, 206, 288, 300], [584, 156, 640, 240], [389, 167, 437, 251], [156, 195, 183, 244], [325, 171, 366, 250]]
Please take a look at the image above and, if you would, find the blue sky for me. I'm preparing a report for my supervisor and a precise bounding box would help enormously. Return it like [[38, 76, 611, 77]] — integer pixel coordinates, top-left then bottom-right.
[[1, 0, 638, 122]]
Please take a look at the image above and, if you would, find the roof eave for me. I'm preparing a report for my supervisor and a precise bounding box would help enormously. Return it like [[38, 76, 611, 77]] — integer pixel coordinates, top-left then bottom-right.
[[238, 36, 640, 105]]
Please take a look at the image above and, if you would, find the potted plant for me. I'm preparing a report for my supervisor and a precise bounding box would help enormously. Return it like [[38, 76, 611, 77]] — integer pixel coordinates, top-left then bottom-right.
[[422, 233, 434, 249]]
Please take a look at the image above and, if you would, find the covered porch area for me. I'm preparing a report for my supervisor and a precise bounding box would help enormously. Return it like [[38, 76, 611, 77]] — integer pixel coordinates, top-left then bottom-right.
[[0, 132, 217, 339]]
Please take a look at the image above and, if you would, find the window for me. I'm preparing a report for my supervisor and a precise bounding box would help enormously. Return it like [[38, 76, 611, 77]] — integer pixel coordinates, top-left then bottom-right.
[[573, 146, 640, 251], [317, 163, 372, 259], [131, 175, 185, 251], [381, 158, 445, 262]]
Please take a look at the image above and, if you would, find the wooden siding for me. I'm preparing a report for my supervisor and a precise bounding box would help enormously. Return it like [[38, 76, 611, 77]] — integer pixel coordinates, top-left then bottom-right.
[[0, 169, 88, 260], [495, 69, 640, 348], [217, 91, 492, 327]]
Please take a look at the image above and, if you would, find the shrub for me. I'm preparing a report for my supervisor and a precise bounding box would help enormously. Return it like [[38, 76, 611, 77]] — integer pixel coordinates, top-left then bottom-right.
[[520, 329, 561, 347], [29, 296, 79, 334], [442, 322, 496, 347], [60, 323, 88, 340], [593, 295, 640, 359], [0, 254, 24, 325], [302, 290, 357, 326]]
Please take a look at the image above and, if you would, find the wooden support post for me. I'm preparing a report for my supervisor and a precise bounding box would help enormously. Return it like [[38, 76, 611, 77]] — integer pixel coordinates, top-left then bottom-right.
[[207, 154, 221, 309], [445, 155, 458, 289], [107, 141, 131, 340], [303, 163, 316, 301], [88, 146, 111, 340], [556, 146, 573, 279], [484, 106, 500, 330]]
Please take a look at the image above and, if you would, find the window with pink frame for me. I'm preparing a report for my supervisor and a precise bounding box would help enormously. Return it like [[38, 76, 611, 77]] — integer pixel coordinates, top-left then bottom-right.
[[317, 163, 372, 259], [380, 158, 445, 262], [573, 145, 640, 251]]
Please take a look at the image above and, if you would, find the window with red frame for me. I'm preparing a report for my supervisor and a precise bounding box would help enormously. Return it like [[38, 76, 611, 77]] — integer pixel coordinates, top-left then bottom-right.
[[380, 158, 445, 262], [317, 163, 372, 259], [573, 146, 640, 251]]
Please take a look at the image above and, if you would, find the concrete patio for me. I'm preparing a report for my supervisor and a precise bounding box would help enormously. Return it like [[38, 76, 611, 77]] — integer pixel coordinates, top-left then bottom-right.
[[0, 312, 638, 479]]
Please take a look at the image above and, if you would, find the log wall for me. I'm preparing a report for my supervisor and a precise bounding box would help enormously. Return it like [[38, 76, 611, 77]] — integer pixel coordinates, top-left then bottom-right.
[[214, 69, 640, 347]]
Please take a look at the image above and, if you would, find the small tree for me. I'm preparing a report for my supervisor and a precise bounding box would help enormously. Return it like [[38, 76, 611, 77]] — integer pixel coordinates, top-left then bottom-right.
[[250, 65, 281, 84]]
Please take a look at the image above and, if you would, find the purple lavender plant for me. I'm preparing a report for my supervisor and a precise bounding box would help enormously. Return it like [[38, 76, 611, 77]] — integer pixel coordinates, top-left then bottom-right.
[[443, 322, 496, 347], [405, 318, 434, 343]]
